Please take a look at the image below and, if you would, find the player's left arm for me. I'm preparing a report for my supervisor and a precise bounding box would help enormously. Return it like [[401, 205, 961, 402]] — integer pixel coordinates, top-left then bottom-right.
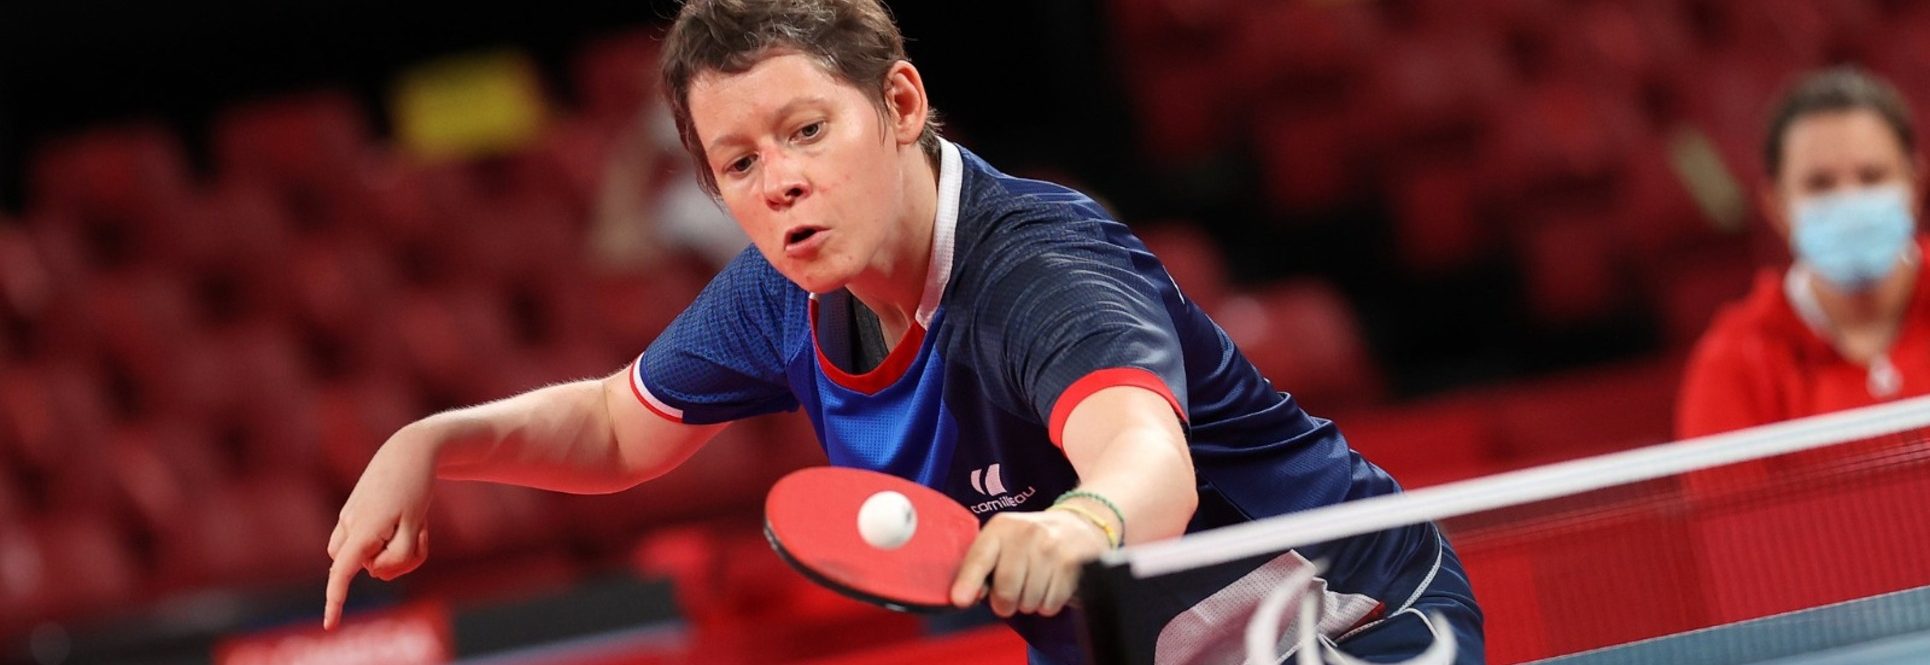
[[949, 385, 1195, 618], [947, 231, 1199, 618], [1057, 384, 1197, 546]]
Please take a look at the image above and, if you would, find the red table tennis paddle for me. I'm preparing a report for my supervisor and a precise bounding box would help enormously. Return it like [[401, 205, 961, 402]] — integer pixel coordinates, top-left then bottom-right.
[[764, 467, 981, 612]]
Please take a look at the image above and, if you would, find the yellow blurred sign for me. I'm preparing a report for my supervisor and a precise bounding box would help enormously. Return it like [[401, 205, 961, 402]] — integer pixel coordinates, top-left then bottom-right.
[[392, 50, 548, 160]]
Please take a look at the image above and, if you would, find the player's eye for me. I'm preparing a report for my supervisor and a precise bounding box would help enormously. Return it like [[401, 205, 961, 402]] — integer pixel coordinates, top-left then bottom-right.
[[796, 121, 825, 142], [1804, 172, 1836, 194], [724, 154, 756, 176]]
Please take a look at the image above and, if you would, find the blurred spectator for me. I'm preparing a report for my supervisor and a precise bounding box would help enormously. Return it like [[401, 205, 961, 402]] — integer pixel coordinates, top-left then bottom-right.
[[1678, 67, 1930, 438], [587, 102, 748, 271]]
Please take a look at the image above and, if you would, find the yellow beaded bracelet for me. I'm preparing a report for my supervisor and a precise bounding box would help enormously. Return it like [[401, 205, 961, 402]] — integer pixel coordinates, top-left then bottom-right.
[[1050, 503, 1122, 549], [1055, 489, 1126, 543]]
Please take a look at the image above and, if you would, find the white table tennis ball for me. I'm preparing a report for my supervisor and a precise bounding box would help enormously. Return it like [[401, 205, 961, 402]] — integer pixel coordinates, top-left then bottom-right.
[[857, 490, 918, 550]]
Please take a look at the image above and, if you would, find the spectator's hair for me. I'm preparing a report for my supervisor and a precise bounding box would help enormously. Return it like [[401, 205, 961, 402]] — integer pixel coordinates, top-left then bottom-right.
[[661, 0, 943, 195], [1764, 66, 1917, 178]]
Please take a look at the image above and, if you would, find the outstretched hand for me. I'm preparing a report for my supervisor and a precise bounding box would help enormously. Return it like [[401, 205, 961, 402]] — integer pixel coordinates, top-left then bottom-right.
[[947, 508, 1112, 618], [323, 430, 439, 629]]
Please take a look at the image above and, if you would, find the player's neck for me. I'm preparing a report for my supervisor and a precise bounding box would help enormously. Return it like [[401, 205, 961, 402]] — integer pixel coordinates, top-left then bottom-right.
[[1810, 256, 1917, 338], [847, 147, 940, 346]]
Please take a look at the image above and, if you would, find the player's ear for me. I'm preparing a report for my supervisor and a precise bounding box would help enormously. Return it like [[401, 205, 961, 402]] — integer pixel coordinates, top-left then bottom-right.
[[881, 61, 928, 148]]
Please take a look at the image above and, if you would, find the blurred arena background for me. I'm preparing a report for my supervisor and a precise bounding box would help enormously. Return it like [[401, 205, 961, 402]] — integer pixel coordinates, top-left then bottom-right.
[[0, 0, 1922, 663]]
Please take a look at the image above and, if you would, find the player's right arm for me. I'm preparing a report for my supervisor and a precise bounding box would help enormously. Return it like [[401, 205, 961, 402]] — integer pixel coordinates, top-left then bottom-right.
[[322, 366, 722, 630]]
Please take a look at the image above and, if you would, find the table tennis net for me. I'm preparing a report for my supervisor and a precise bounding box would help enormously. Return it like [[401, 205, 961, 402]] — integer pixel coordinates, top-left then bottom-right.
[[1078, 396, 1930, 665]]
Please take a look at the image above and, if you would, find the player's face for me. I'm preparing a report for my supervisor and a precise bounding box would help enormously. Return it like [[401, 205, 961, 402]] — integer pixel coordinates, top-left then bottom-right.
[[1765, 109, 1922, 240], [687, 54, 920, 294]]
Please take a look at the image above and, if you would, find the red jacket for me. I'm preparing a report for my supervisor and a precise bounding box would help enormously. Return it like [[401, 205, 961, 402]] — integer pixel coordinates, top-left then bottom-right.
[[1677, 237, 1930, 439]]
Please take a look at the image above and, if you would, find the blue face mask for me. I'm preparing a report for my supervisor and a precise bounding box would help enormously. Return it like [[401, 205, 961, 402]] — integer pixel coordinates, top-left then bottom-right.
[[1791, 185, 1917, 291]]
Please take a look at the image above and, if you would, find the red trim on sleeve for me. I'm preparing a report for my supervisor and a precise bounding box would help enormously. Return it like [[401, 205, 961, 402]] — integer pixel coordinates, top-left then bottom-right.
[[1048, 367, 1188, 448], [627, 361, 684, 424]]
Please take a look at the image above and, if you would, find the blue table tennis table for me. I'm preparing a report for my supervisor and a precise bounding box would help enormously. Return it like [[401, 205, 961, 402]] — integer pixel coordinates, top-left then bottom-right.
[[1533, 585, 1930, 665]]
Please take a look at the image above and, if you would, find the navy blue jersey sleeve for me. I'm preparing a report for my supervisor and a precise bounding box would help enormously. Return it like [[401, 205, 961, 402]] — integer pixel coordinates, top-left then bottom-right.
[[631, 247, 801, 425], [965, 227, 1190, 444]]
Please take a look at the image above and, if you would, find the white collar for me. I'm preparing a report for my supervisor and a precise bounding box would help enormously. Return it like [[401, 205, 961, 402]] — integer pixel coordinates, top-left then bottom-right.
[[914, 139, 963, 328]]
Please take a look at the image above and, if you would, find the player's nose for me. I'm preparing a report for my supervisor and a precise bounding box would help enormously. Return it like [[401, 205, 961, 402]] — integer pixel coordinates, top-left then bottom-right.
[[760, 153, 809, 209]]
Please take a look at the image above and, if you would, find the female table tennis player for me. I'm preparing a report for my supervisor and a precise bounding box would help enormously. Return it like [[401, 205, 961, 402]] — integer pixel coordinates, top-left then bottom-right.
[[326, 1, 1484, 662]]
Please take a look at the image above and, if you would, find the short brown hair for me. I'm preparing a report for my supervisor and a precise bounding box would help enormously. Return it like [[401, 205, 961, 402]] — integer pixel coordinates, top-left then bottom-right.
[[660, 0, 943, 195], [1764, 66, 1917, 178]]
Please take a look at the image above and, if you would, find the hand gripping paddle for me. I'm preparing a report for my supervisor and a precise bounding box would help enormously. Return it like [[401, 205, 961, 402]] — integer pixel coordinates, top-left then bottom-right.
[[764, 467, 981, 612]]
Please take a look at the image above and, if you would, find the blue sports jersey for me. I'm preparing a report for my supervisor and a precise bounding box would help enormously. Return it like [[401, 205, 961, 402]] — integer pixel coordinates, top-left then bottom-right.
[[630, 141, 1447, 664]]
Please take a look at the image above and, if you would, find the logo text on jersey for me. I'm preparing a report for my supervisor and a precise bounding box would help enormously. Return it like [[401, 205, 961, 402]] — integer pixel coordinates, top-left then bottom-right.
[[970, 486, 1038, 515], [970, 464, 1008, 496]]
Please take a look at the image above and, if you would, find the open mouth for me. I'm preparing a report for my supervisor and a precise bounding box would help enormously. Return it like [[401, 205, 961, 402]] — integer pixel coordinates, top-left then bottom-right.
[[785, 226, 825, 248]]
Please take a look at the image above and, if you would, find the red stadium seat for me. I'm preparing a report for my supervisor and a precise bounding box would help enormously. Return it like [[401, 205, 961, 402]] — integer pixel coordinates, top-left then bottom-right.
[[154, 485, 270, 590], [1868, 19, 1930, 119], [1610, 138, 1726, 259], [1127, 56, 1236, 165], [1220, 2, 1380, 108], [587, 259, 711, 354], [383, 285, 521, 403], [630, 524, 922, 664], [16, 216, 94, 313], [171, 180, 301, 296], [1641, 244, 1758, 349], [1671, 48, 1790, 184], [0, 225, 63, 338], [435, 189, 582, 288], [361, 157, 446, 243], [570, 29, 661, 127], [1134, 222, 1231, 311], [27, 124, 196, 265], [1491, 358, 1681, 462], [1253, 110, 1362, 213], [0, 518, 48, 630], [0, 360, 115, 475], [217, 319, 324, 471], [1389, 159, 1492, 274], [1481, 83, 1642, 211], [11, 514, 142, 623], [1539, 2, 1672, 100], [1515, 214, 1628, 326], [1330, 398, 1501, 488], [71, 267, 202, 374], [287, 231, 402, 340], [137, 331, 240, 425], [0, 468, 22, 527], [429, 480, 564, 559], [234, 472, 337, 582], [316, 373, 426, 490], [212, 91, 379, 229], [1108, 0, 1237, 53], [561, 419, 772, 548], [524, 116, 619, 217], [156, 474, 335, 589], [1712, 0, 1842, 68], [1212, 281, 1383, 411], [109, 418, 230, 533], [1355, 27, 1514, 153]]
